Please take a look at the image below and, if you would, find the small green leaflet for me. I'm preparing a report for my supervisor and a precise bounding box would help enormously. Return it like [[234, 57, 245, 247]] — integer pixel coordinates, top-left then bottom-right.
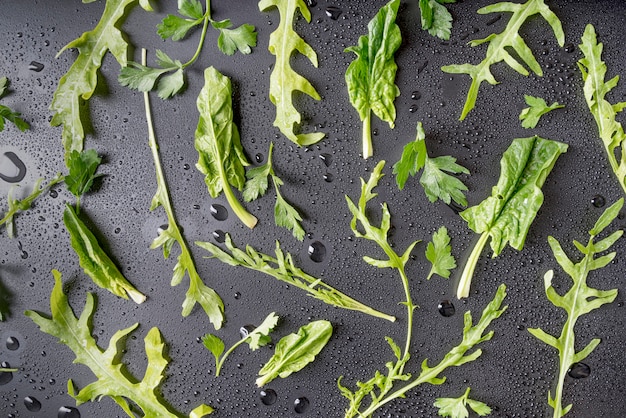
[[65, 149, 104, 209], [203, 312, 279, 376], [25, 270, 213, 417], [194, 67, 257, 229], [0, 276, 12, 321], [345, 0, 401, 159], [519, 95, 564, 129], [426, 226, 456, 280], [457, 136, 567, 299], [419, 0, 456, 40], [442, 0, 564, 120], [528, 198, 623, 418], [259, 0, 325, 146], [256, 320, 333, 386], [211, 20, 257, 55], [0, 77, 29, 132], [51, 0, 138, 163], [434, 387, 492, 417], [578, 24, 626, 195], [243, 142, 305, 240], [393, 122, 469, 206]]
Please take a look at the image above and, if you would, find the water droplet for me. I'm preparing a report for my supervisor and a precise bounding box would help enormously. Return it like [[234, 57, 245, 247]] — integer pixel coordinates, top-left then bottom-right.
[[183, 163, 190, 170], [28, 61, 45, 72], [564, 43, 575, 53], [438, 300, 455, 317], [323, 173, 333, 183], [568, 362, 591, 379], [114, 227, 121, 234], [212, 230, 226, 243], [234, 291, 241, 300], [210, 204, 228, 221], [591, 194, 606, 208], [49, 189, 58, 198], [325, 6, 342, 20], [20, 250, 28, 260], [58, 406, 81, 418], [239, 325, 255, 339], [294, 396, 310, 413], [6, 336, 19, 350], [409, 104, 418, 113], [308, 241, 326, 263], [49, 378, 56, 385], [319, 153, 332, 167], [372, 128, 378, 136], [305, 0, 317, 6], [0, 362, 13, 385], [0, 151, 27, 183], [411, 91, 421, 100], [24, 396, 41, 412], [255, 153, 264, 163], [260, 388, 277, 405], [157, 224, 168, 235]]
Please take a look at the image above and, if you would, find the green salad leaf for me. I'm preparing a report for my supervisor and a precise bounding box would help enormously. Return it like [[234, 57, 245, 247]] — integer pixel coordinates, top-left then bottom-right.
[[519, 95, 564, 129], [578, 24, 626, 195], [0, 276, 12, 321], [393, 122, 469, 206], [25, 270, 213, 417], [419, 0, 456, 40], [258, 0, 325, 146], [196, 234, 395, 322], [194, 66, 257, 229], [434, 387, 492, 417], [426, 226, 456, 280], [65, 149, 104, 211], [345, 0, 401, 159], [457, 136, 567, 299], [528, 198, 623, 418], [0, 77, 29, 132], [442, 0, 564, 120], [256, 320, 333, 386]]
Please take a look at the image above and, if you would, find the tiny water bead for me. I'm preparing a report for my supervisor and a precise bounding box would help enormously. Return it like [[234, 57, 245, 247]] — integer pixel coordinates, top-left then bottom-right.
[[28, 61, 45, 72], [308, 241, 326, 263], [58, 406, 81, 418], [323, 173, 333, 183], [6, 336, 19, 350], [438, 300, 455, 317], [210, 204, 228, 221], [259, 388, 277, 405], [319, 153, 332, 167], [24, 396, 42, 412], [212, 229, 226, 243], [325, 6, 342, 20], [568, 362, 591, 379], [411, 90, 421, 100], [409, 104, 418, 113], [239, 325, 255, 339], [294, 396, 309, 413], [591, 194, 606, 208]]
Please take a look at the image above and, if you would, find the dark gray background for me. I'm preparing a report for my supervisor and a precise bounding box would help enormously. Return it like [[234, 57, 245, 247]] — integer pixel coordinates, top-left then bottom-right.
[[1, 0, 625, 416]]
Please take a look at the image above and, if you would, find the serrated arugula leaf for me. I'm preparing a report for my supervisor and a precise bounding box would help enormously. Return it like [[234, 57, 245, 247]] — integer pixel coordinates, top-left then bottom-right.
[[143, 66, 224, 329], [519, 95, 564, 129], [442, 0, 564, 120], [528, 199, 623, 418], [393, 122, 469, 206], [212, 20, 257, 55], [259, 0, 325, 146], [51, 0, 138, 163], [257, 320, 332, 386], [25, 270, 213, 417], [434, 387, 492, 417], [345, 0, 401, 158], [65, 149, 104, 207], [195, 234, 395, 322], [578, 24, 626, 195], [426, 226, 456, 280], [0, 78, 30, 132], [457, 136, 567, 298]]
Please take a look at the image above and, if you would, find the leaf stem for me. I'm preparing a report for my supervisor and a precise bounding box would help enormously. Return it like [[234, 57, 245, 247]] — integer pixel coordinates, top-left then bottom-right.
[[221, 170, 258, 228], [182, 0, 212, 69], [362, 111, 373, 159], [457, 231, 489, 299], [215, 338, 245, 376]]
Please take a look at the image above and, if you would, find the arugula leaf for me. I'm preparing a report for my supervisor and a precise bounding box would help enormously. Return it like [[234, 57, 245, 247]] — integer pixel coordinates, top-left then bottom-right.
[[63, 204, 146, 304], [434, 387, 492, 417], [195, 234, 395, 322], [244, 142, 305, 240], [143, 56, 224, 329], [345, 0, 401, 158], [519, 95, 564, 129], [25, 270, 213, 417], [0, 174, 64, 238], [426, 226, 456, 280], [203, 312, 279, 376], [419, 0, 456, 40], [51, 0, 138, 162], [194, 67, 257, 229], [65, 149, 104, 210], [578, 24, 626, 195], [256, 320, 333, 386], [528, 198, 623, 418], [441, 0, 564, 120], [393, 122, 469, 206], [0, 77, 29, 132], [258, 0, 325, 146], [457, 136, 567, 299], [211, 20, 257, 55]]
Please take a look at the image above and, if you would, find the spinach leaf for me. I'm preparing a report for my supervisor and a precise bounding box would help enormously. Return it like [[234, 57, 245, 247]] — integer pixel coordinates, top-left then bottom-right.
[[457, 136, 568, 298], [442, 0, 564, 120], [258, 0, 325, 146], [519, 95, 564, 129], [345, 0, 401, 159]]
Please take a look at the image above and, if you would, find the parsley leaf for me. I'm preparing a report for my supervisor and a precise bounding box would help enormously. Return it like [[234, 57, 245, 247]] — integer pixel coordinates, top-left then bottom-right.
[[0, 77, 29, 132], [426, 226, 456, 280], [434, 387, 492, 417], [519, 95, 564, 128], [419, 0, 455, 40], [211, 20, 257, 55]]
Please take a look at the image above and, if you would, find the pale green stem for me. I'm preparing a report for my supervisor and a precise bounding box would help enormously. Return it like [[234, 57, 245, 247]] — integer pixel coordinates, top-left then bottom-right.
[[215, 338, 246, 376], [362, 111, 373, 159], [457, 232, 489, 299], [220, 170, 258, 228], [182, 0, 212, 69]]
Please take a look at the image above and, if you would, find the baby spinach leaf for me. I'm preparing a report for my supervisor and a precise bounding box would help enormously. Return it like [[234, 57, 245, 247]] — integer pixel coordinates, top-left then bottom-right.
[[457, 136, 567, 299], [434, 387, 492, 417], [578, 24, 626, 195], [194, 67, 257, 229], [442, 0, 564, 120], [0, 77, 29, 132], [256, 320, 333, 386], [345, 0, 401, 159], [426, 226, 456, 280], [25, 270, 213, 417], [259, 0, 325, 146], [519, 95, 564, 129], [528, 198, 623, 418]]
